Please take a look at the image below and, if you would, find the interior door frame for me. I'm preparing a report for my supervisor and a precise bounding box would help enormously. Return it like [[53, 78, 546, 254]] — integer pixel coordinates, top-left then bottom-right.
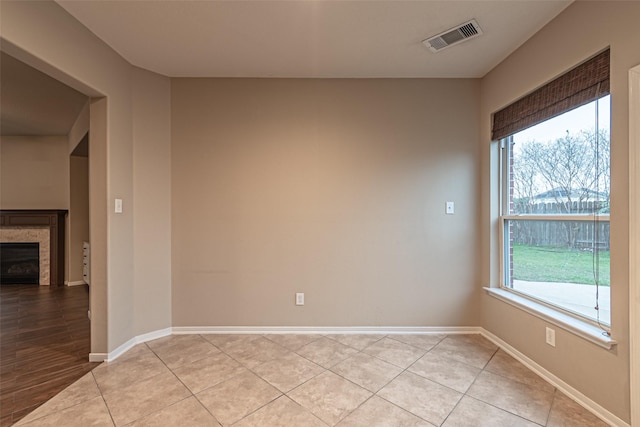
[[629, 63, 640, 426]]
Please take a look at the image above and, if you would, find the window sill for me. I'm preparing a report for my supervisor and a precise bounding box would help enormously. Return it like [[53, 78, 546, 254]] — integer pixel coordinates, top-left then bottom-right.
[[484, 287, 617, 350]]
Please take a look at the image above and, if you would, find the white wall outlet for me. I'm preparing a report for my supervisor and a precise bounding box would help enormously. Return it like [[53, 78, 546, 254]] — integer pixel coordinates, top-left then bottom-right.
[[115, 198, 123, 213], [445, 201, 455, 215], [295, 293, 304, 306], [545, 327, 556, 347]]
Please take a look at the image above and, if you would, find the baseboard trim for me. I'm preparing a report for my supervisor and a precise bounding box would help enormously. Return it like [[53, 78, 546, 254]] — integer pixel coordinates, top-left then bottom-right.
[[480, 328, 629, 427], [65, 280, 86, 287], [93, 326, 478, 362], [89, 353, 107, 362], [172, 325, 482, 335], [89, 327, 172, 363]]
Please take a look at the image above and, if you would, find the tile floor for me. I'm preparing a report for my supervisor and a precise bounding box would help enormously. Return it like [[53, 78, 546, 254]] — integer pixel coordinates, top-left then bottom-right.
[[13, 334, 609, 426]]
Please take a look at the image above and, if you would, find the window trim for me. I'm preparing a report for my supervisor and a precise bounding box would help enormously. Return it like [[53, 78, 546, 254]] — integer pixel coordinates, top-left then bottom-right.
[[491, 50, 613, 349], [484, 286, 616, 349], [502, 214, 610, 222]]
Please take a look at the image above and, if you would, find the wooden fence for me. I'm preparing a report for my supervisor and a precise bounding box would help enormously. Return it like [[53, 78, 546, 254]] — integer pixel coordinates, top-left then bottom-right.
[[510, 200, 610, 250]]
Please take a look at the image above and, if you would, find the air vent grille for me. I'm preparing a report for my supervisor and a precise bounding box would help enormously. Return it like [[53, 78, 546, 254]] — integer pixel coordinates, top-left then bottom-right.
[[458, 22, 479, 38], [423, 19, 483, 53]]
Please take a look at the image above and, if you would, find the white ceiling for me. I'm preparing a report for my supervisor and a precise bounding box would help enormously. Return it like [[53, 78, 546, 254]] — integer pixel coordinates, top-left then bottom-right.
[[57, 0, 572, 78]]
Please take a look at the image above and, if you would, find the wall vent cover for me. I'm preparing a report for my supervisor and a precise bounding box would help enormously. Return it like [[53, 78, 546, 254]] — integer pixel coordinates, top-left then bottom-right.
[[423, 19, 483, 52]]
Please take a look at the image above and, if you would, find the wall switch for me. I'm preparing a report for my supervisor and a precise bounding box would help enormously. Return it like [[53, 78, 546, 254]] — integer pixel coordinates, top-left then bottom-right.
[[545, 327, 556, 347], [295, 293, 304, 306], [445, 201, 455, 215], [115, 198, 123, 213]]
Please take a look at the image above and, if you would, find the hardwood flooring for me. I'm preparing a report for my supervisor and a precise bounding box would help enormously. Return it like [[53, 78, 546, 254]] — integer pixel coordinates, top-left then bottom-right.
[[0, 284, 99, 426]]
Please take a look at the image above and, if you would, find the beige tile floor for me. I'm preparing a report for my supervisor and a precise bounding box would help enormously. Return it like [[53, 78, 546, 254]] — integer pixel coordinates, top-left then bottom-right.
[[14, 334, 609, 426]]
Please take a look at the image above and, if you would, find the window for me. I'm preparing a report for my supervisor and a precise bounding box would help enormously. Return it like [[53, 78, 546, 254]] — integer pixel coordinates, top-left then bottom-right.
[[494, 50, 611, 326]]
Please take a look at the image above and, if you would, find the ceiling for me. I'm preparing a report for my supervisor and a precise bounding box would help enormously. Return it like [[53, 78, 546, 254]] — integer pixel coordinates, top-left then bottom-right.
[[57, 0, 572, 78], [1, 1, 573, 137], [0, 52, 88, 136]]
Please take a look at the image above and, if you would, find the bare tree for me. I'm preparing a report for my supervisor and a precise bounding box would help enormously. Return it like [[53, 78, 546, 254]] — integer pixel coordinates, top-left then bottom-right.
[[512, 141, 540, 215], [582, 128, 611, 210], [512, 129, 610, 247]]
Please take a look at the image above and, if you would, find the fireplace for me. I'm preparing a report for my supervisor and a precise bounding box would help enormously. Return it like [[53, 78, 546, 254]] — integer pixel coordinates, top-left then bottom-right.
[[0, 210, 67, 286], [0, 242, 40, 284]]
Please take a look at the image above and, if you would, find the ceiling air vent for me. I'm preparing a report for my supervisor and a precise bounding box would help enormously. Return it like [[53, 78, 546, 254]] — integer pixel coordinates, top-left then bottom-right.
[[423, 19, 483, 53]]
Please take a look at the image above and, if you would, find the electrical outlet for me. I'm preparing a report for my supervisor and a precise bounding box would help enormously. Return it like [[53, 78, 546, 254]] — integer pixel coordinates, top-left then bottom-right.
[[545, 327, 556, 347], [295, 293, 304, 306]]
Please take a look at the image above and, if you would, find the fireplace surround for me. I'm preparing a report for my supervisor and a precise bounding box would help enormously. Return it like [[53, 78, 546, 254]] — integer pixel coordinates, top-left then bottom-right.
[[0, 210, 67, 286]]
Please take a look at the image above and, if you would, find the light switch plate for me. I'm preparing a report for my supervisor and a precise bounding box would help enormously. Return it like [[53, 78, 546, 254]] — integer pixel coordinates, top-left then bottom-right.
[[445, 201, 455, 214], [115, 198, 123, 213]]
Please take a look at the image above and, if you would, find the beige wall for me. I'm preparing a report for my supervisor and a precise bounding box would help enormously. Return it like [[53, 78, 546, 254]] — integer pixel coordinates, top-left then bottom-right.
[[67, 100, 89, 284], [88, 98, 109, 353], [68, 155, 89, 283], [0, 135, 69, 209], [479, 2, 640, 422], [172, 78, 480, 327], [1, 0, 126, 352], [132, 67, 172, 335], [68, 100, 89, 154], [0, 1, 172, 353]]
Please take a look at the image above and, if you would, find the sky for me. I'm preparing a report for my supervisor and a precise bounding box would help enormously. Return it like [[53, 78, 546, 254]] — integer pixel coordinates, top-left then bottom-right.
[[510, 95, 611, 201], [513, 95, 611, 146]]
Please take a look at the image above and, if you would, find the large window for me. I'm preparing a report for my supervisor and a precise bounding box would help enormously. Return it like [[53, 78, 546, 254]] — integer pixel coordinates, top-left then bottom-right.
[[495, 50, 611, 326]]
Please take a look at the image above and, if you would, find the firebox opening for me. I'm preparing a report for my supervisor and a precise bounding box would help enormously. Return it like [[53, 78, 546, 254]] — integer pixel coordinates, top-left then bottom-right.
[[0, 242, 40, 285]]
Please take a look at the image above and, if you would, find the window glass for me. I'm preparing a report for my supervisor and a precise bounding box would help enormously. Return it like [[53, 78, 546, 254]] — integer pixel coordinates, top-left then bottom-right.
[[502, 95, 610, 325]]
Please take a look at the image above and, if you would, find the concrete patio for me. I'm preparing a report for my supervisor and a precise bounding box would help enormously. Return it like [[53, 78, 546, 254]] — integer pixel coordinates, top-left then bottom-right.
[[513, 280, 611, 325]]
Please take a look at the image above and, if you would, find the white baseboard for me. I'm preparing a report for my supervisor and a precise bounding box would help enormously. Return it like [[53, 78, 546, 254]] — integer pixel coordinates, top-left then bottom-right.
[[481, 328, 629, 427], [88, 327, 172, 363], [106, 327, 172, 362], [65, 280, 86, 287], [95, 326, 478, 362], [172, 325, 482, 335]]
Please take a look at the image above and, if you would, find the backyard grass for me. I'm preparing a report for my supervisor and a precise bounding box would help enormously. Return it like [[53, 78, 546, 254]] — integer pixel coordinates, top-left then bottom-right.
[[512, 244, 610, 286]]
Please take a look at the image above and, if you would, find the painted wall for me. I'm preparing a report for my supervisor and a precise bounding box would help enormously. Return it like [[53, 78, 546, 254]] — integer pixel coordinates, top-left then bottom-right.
[[67, 100, 89, 284], [68, 100, 89, 154], [479, 1, 640, 422], [132, 67, 172, 335], [68, 155, 89, 284], [172, 78, 480, 327], [0, 1, 172, 353], [0, 136, 69, 209]]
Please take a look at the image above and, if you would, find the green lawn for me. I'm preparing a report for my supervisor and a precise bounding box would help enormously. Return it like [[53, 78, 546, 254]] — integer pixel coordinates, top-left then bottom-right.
[[512, 244, 610, 286]]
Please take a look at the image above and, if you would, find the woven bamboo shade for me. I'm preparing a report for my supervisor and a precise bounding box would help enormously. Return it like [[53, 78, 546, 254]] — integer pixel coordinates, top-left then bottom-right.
[[492, 49, 610, 141]]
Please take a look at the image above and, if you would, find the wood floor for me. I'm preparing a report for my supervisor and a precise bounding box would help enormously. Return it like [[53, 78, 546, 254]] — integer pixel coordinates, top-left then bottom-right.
[[0, 284, 99, 426]]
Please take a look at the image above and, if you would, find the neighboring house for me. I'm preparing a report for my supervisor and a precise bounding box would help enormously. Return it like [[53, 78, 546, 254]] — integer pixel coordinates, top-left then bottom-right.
[[514, 187, 609, 215], [532, 187, 608, 205]]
